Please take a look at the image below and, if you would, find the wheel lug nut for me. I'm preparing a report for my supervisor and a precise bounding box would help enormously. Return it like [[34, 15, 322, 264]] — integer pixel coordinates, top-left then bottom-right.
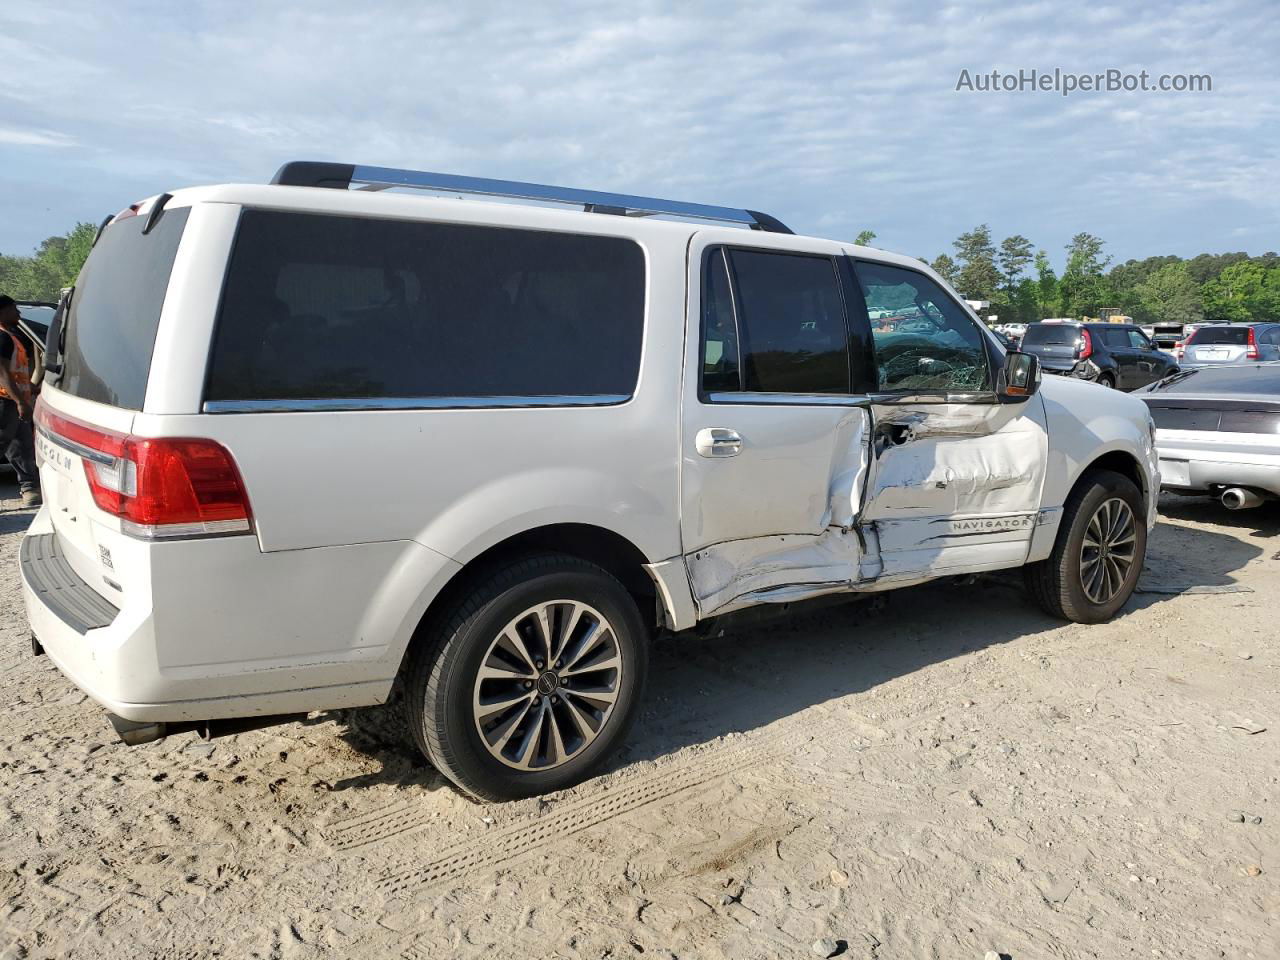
[[523, 680, 533, 689], [555, 660, 562, 669], [551, 695, 559, 704], [536, 660, 545, 669]]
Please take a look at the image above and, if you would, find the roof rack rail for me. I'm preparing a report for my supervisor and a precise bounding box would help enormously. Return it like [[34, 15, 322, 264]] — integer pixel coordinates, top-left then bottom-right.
[[269, 161, 793, 234]]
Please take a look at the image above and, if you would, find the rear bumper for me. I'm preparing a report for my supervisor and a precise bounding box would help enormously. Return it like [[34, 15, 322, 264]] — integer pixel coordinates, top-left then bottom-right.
[[21, 508, 461, 723], [1040, 359, 1101, 380], [1155, 432, 1280, 496]]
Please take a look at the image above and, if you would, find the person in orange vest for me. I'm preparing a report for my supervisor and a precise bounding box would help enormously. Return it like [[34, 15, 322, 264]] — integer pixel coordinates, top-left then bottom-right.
[[0, 295, 41, 508]]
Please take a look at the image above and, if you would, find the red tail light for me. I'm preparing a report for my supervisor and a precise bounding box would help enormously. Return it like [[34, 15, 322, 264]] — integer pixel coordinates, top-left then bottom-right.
[[1076, 328, 1094, 360], [1246, 326, 1259, 360], [1173, 340, 1185, 360], [34, 401, 252, 539]]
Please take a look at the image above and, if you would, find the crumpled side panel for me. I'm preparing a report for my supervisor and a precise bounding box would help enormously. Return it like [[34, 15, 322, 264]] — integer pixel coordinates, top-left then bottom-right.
[[863, 404, 1046, 520], [686, 527, 863, 616], [686, 408, 871, 617]]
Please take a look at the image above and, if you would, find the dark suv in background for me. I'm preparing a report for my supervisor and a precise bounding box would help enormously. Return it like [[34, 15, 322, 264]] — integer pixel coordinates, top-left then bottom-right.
[[1020, 321, 1178, 390]]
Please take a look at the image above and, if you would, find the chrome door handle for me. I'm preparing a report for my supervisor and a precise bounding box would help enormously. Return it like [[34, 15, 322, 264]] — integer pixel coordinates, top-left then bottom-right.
[[696, 427, 743, 458]]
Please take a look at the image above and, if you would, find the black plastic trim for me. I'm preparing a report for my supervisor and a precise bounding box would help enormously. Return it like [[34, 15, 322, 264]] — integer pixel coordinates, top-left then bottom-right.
[[745, 209, 794, 234], [141, 193, 173, 235], [270, 161, 356, 189], [21, 534, 119, 635]]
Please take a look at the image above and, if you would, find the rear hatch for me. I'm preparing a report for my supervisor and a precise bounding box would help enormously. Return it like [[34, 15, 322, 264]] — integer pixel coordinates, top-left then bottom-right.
[[1185, 327, 1253, 365], [1019, 323, 1083, 371], [34, 202, 190, 591]]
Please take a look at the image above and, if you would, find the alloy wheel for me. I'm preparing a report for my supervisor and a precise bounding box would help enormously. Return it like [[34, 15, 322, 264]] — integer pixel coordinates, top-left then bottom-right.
[[1079, 497, 1137, 604], [471, 600, 623, 771]]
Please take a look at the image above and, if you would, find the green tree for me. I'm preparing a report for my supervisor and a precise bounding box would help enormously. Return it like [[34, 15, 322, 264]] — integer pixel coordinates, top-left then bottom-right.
[[0, 221, 98, 301], [997, 234, 1033, 295], [1133, 262, 1204, 326], [1203, 260, 1280, 323], [952, 224, 1001, 301], [854, 229, 877, 247], [1108, 255, 1181, 300], [1059, 232, 1112, 317], [1184, 251, 1249, 286], [930, 253, 959, 287], [1009, 276, 1040, 323], [1033, 250, 1061, 318]]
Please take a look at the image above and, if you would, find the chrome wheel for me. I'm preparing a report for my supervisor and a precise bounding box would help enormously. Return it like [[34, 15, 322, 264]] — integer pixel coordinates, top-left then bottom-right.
[[472, 600, 623, 771], [1079, 497, 1137, 604]]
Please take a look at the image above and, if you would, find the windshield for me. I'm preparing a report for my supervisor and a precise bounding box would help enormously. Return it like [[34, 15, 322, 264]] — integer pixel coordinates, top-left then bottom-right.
[[54, 207, 189, 409], [1190, 326, 1250, 345], [1021, 324, 1080, 346]]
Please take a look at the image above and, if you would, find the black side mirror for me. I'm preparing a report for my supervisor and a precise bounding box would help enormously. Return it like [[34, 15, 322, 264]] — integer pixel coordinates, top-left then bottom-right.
[[999, 350, 1040, 401]]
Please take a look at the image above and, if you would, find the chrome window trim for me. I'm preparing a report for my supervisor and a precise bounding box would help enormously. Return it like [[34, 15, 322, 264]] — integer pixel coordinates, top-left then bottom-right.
[[202, 394, 632, 414], [868, 391, 999, 405], [703, 391, 871, 407]]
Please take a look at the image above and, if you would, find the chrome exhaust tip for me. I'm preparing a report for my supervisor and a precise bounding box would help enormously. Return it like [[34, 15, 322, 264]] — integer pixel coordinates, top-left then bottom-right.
[[1221, 487, 1265, 511]]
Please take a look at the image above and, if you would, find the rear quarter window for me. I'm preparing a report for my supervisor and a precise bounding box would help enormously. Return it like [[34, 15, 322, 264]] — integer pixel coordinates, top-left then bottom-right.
[[1021, 324, 1080, 346], [1191, 327, 1250, 345], [58, 208, 189, 409], [205, 211, 646, 405]]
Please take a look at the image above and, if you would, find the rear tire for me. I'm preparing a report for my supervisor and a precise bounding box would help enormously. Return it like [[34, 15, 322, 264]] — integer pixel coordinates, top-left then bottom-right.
[[1096, 373, 1117, 389], [406, 554, 648, 801], [1024, 469, 1146, 623]]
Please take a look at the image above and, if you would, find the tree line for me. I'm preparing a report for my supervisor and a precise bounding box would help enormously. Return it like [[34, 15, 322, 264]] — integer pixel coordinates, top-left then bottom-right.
[[5, 220, 1280, 329], [856, 226, 1280, 326], [0, 222, 98, 303]]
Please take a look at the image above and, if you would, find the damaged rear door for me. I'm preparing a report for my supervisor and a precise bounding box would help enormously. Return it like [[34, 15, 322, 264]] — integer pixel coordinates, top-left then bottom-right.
[[853, 259, 1048, 582], [679, 238, 878, 617]]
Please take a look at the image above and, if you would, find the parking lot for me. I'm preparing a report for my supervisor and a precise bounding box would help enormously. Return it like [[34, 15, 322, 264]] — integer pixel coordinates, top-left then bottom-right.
[[1, 482, 1276, 960]]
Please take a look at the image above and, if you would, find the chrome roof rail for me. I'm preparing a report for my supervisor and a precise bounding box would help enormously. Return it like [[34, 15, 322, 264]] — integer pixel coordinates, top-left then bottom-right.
[[269, 161, 793, 234]]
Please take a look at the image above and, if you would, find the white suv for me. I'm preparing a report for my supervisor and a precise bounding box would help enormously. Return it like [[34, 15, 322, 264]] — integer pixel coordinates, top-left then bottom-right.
[[21, 162, 1159, 800]]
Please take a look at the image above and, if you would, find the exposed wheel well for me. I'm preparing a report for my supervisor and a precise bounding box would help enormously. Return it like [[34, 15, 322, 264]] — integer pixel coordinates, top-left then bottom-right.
[[401, 524, 658, 673], [1082, 451, 1147, 507]]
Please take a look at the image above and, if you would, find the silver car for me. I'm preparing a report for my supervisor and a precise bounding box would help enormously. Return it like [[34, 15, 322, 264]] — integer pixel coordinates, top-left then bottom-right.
[[1138, 362, 1280, 508], [1180, 322, 1280, 367]]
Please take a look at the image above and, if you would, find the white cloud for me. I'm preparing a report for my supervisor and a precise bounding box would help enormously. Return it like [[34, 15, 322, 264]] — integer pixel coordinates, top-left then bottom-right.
[[0, 0, 1277, 263], [0, 125, 76, 147]]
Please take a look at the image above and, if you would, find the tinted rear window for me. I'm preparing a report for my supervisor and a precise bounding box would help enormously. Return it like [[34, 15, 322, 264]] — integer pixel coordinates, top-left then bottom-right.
[[727, 249, 849, 393], [206, 211, 645, 403], [1191, 327, 1250, 345], [1021, 324, 1080, 345], [58, 208, 189, 409]]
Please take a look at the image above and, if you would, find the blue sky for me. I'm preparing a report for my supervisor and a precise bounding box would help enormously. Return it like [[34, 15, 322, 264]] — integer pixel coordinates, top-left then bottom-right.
[[2, 1, 1277, 269]]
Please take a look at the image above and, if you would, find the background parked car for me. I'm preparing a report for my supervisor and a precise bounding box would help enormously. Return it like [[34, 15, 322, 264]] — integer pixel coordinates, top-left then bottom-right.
[[1178, 322, 1280, 367], [1020, 321, 1178, 390], [1138, 362, 1280, 509]]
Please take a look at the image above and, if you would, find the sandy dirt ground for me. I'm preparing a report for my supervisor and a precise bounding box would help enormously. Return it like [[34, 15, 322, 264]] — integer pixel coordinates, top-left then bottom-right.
[[1, 480, 1276, 960]]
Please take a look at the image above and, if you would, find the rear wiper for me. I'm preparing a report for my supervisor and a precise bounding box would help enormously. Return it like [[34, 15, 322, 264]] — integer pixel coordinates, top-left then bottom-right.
[[1152, 368, 1199, 390]]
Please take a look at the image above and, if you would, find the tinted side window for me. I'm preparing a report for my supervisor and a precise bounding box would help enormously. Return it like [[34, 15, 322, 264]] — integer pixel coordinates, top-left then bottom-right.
[[60, 208, 189, 409], [1126, 329, 1152, 349], [1101, 327, 1129, 348], [725, 250, 849, 394], [856, 262, 991, 392], [206, 211, 645, 402], [701, 249, 741, 392]]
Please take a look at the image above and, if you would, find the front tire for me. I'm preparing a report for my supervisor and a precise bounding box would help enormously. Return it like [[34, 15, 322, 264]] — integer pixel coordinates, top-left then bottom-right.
[[406, 554, 649, 801], [1025, 469, 1147, 623]]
